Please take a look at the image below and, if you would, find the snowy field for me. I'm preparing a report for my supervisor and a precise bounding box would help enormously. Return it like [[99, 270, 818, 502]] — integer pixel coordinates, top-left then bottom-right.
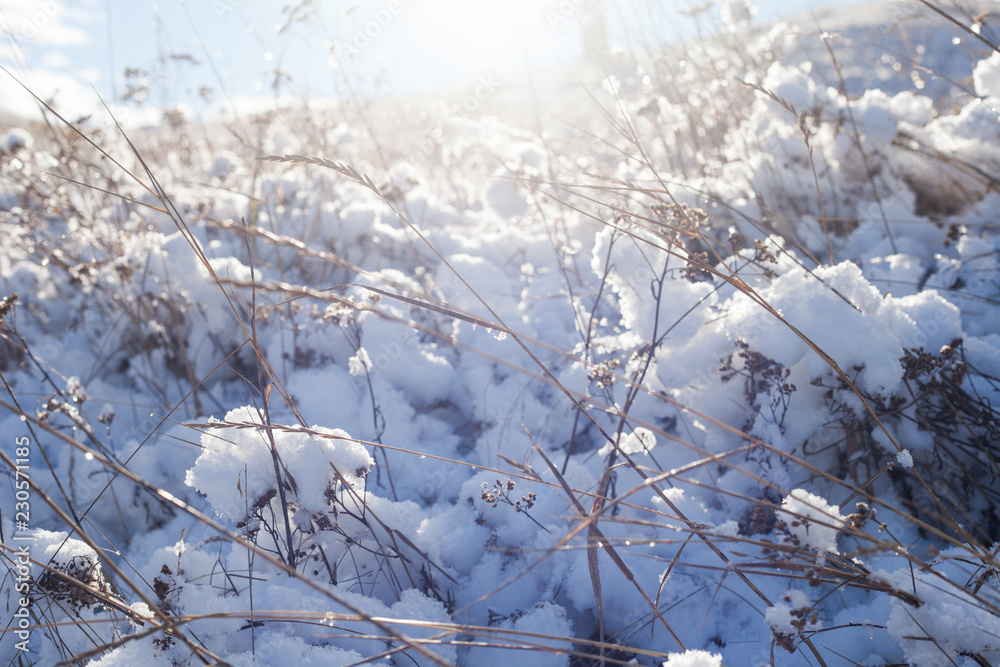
[[2, 1, 1000, 665]]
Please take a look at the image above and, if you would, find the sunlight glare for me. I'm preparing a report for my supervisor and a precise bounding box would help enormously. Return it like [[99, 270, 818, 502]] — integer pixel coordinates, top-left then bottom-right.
[[408, 0, 553, 82]]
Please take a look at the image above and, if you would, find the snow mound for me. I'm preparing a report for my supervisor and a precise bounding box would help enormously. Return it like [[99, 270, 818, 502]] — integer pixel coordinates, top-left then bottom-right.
[[185, 406, 373, 521], [780, 489, 845, 556]]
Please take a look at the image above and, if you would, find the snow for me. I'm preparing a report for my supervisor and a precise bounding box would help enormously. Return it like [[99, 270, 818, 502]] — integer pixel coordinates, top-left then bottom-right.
[[884, 547, 1000, 667], [472, 603, 572, 666], [780, 489, 846, 557], [974, 51, 1000, 100], [348, 347, 373, 376], [3, 1, 1000, 665], [662, 649, 724, 666], [720, 0, 754, 28], [895, 448, 913, 468], [0, 128, 32, 155], [598, 427, 657, 457], [765, 588, 821, 648], [185, 406, 374, 522]]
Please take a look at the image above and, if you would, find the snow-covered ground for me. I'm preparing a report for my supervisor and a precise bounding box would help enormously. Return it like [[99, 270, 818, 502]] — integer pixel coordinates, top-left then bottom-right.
[[2, 1, 1000, 665]]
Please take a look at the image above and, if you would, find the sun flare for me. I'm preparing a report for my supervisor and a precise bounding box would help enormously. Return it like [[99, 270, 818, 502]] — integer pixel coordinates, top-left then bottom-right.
[[406, 0, 559, 81]]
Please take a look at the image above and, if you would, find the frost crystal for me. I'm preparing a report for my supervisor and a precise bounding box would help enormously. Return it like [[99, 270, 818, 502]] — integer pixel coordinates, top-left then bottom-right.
[[896, 448, 914, 468]]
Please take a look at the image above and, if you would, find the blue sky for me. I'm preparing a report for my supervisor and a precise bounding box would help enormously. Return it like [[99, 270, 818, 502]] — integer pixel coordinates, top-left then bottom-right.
[[0, 0, 862, 120]]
